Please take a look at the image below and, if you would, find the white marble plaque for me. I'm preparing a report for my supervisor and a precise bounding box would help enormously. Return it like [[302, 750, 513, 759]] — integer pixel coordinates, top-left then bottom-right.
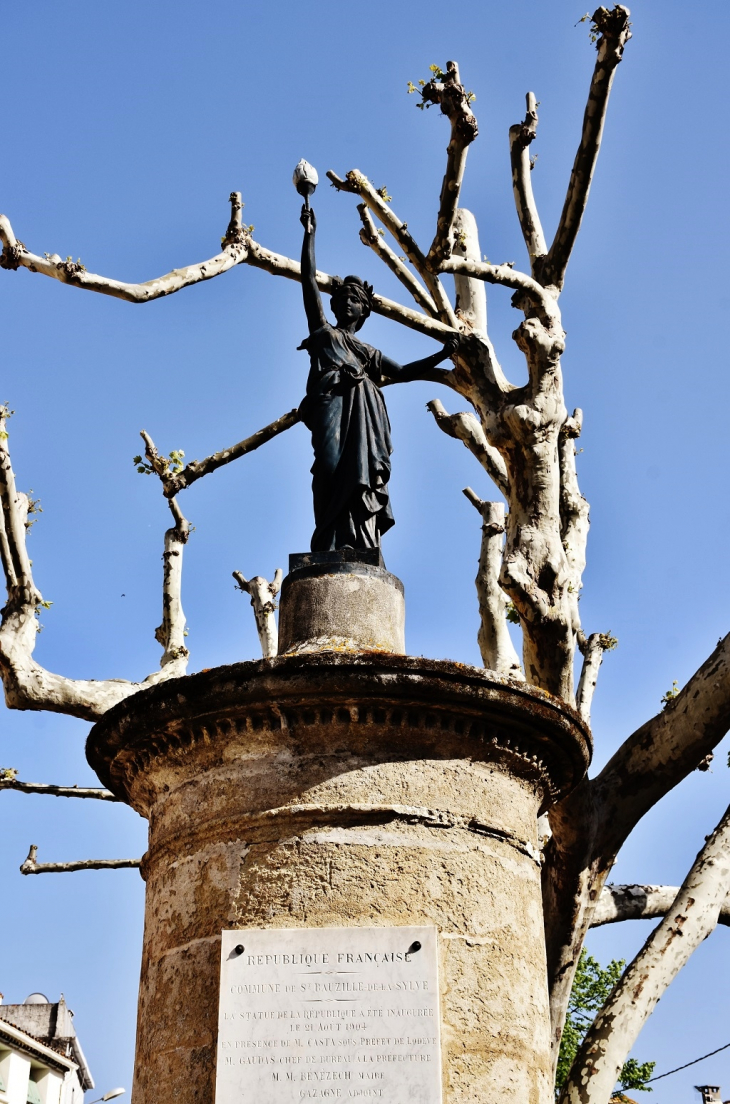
[[216, 925, 442, 1104]]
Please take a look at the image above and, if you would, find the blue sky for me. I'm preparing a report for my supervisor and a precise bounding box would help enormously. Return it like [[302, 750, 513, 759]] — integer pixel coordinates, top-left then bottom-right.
[[1, 1, 729, 1100]]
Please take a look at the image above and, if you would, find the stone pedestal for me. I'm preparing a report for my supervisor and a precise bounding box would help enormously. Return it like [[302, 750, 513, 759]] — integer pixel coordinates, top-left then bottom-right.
[[278, 551, 405, 655], [86, 654, 590, 1104]]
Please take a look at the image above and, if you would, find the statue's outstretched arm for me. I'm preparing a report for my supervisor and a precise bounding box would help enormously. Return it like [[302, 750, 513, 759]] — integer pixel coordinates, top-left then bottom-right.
[[381, 334, 460, 384], [300, 206, 327, 333]]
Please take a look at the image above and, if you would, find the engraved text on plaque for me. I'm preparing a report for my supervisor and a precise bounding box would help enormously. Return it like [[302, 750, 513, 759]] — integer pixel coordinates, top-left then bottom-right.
[[215, 925, 442, 1103]]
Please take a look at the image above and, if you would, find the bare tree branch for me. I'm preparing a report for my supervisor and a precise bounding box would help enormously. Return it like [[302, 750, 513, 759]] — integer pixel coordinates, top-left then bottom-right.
[[141, 410, 301, 500], [20, 844, 140, 875], [356, 204, 438, 316], [0, 198, 249, 301], [592, 631, 730, 871], [561, 803, 730, 1104], [559, 409, 589, 635], [591, 883, 730, 929], [452, 209, 487, 336], [419, 61, 479, 265], [326, 169, 457, 327], [576, 632, 616, 724], [1, 198, 455, 342], [246, 235, 456, 340], [463, 490, 523, 680], [546, 631, 730, 1056], [233, 569, 283, 659], [509, 92, 548, 271], [0, 407, 190, 720], [0, 775, 117, 800], [558, 400, 614, 727], [426, 399, 509, 497], [155, 496, 190, 668], [438, 256, 560, 329], [539, 6, 632, 291]]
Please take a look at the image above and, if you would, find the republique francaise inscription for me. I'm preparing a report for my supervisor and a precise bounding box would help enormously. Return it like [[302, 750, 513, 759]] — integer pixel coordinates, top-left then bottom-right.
[[216, 926, 442, 1103]]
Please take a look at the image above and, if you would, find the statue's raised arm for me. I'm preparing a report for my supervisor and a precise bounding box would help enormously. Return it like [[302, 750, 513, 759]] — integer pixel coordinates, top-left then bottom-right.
[[300, 206, 327, 334]]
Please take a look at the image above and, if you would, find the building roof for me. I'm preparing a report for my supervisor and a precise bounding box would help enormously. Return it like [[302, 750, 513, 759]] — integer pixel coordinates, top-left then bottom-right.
[[0, 997, 94, 1090]]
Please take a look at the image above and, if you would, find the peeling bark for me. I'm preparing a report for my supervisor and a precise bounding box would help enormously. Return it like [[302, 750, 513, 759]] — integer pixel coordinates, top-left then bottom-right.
[[4, 31, 691, 1084], [462, 490, 523, 679], [0, 31, 627, 709], [576, 632, 616, 724], [591, 883, 730, 929], [593, 632, 730, 869], [233, 569, 283, 658], [509, 92, 548, 272], [0, 199, 248, 301], [496, 314, 576, 701], [452, 209, 487, 336], [543, 778, 599, 1066], [155, 496, 190, 668], [438, 255, 560, 328], [247, 235, 456, 339]]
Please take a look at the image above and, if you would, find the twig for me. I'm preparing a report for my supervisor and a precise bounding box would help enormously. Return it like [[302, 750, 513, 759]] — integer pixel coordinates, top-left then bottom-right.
[[591, 630, 730, 871], [0, 777, 117, 800], [150, 409, 302, 498], [0, 200, 456, 342], [20, 844, 140, 875], [245, 237, 455, 340]]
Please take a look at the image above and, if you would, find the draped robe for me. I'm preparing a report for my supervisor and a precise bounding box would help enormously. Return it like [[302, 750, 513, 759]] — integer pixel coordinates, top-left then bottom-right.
[[299, 323, 395, 552]]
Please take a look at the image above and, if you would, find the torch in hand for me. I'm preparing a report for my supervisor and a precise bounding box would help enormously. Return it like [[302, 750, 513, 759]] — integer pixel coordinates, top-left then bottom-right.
[[293, 159, 318, 210]]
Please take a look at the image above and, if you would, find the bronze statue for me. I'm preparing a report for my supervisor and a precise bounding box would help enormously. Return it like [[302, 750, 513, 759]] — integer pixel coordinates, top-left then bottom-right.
[[299, 204, 458, 553]]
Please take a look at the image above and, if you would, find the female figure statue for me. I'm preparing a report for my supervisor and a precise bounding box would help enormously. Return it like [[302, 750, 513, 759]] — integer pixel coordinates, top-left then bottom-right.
[[299, 204, 458, 553]]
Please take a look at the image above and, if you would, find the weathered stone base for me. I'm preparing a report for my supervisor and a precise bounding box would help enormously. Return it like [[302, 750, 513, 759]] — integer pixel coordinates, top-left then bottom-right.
[[86, 655, 590, 1104], [278, 555, 405, 654]]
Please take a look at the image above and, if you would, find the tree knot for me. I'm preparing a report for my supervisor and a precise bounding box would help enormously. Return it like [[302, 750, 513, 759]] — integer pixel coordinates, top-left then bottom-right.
[[0, 241, 25, 270]]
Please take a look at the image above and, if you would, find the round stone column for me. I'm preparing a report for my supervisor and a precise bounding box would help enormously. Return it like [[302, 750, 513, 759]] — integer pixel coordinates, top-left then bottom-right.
[[86, 654, 590, 1104]]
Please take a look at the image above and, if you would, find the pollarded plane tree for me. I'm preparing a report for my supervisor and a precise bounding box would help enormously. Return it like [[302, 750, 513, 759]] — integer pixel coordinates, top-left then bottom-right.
[[2, 7, 730, 1103]]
